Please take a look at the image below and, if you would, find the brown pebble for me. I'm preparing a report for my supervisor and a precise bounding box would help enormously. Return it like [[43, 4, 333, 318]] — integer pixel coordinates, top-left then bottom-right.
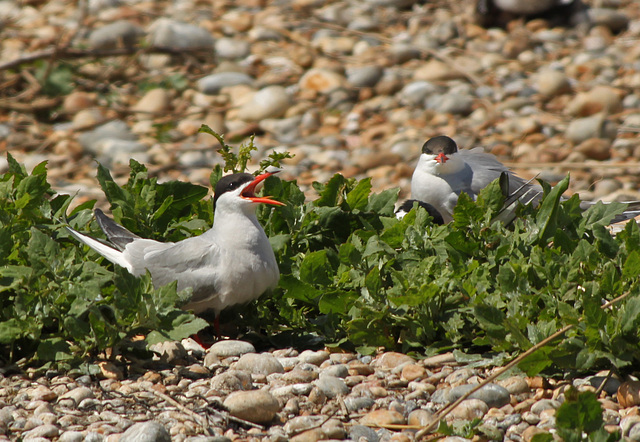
[[401, 364, 426, 382], [360, 409, 406, 426], [618, 381, 640, 408]]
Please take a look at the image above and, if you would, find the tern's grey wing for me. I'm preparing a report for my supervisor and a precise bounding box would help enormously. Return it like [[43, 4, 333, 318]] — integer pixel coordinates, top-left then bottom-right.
[[95, 209, 141, 251], [459, 149, 536, 196], [124, 236, 218, 286]]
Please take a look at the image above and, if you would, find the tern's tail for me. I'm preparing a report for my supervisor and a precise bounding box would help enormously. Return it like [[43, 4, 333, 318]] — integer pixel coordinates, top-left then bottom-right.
[[94, 209, 140, 251], [66, 226, 134, 273]]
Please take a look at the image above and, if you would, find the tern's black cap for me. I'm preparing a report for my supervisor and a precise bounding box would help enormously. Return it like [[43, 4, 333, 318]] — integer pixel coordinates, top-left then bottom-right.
[[213, 173, 254, 208], [421, 136, 458, 156]]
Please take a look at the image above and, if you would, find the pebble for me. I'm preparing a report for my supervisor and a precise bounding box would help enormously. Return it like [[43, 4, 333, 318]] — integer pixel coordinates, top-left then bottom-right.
[[448, 383, 511, 409], [88, 20, 145, 49], [360, 409, 406, 426], [148, 19, 215, 50], [223, 390, 281, 425], [119, 421, 171, 442], [618, 381, 640, 408], [234, 352, 285, 375], [298, 68, 346, 93], [198, 72, 254, 95], [315, 373, 349, 398], [236, 86, 291, 121], [132, 88, 171, 117], [209, 340, 255, 358]]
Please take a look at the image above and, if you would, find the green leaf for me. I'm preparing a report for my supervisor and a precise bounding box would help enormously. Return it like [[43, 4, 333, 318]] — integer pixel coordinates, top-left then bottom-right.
[[535, 175, 569, 244], [36, 338, 74, 361], [0, 318, 25, 344], [556, 389, 604, 434], [346, 178, 371, 211], [300, 250, 335, 286]]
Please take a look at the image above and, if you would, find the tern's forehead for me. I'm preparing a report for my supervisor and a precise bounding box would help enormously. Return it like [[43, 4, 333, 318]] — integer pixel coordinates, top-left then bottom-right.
[[215, 173, 254, 195], [422, 136, 458, 155]]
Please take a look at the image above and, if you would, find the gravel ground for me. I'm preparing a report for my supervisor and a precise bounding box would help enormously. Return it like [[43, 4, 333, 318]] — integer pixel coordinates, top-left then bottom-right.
[[3, 0, 640, 440]]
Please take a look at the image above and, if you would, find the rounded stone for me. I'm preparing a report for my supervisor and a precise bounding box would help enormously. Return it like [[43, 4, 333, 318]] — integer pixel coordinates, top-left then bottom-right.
[[209, 340, 255, 358], [119, 421, 170, 442], [88, 20, 144, 49], [223, 390, 281, 425], [148, 18, 214, 50], [234, 353, 285, 375], [360, 409, 406, 426], [298, 68, 346, 93], [198, 72, 254, 95], [448, 383, 511, 409], [236, 86, 291, 121], [315, 374, 349, 398], [449, 398, 489, 421]]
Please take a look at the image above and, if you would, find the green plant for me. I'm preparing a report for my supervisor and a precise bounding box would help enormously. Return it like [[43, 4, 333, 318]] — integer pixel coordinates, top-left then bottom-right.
[[532, 387, 620, 441]]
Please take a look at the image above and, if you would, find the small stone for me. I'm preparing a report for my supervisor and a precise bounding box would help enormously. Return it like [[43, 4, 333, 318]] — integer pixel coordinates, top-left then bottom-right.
[[565, 114, 616, 144], [537, 69, 572, 98], [498, 377, 530, 395], [23, 423, 60, 438], [209, 340, 255, 358], [408, 409, 434, 426], [148, 18, 214, 50], [210, 370, 252, 393], [450, 398, 489, 420], [360, 409, 406, 426], [59, 430, 85, 442], [323, 364, 349, 378], [88, 20, 144, 49], [575, 138, 611, 161], [236, 86, 291, 121], [30, 386, 57, 402], [618, 381, 640, 408], [234, 353, 285, 375], [59, 387, 94, 407], [376, 352, 415, 369], [315, 374, 349, 398], [132, 88, 171, 117], [98, 361, 123, 380], [349, 425, 380, 442], [402, 364, 426, 382], [298, 350, 330, 366], [449, 383, 511, 409], [346, 65, 383, 88], [298, 68, 346, 93], [214, 38, 250, 59], [63, 91, 97, 114], [414, 59, 466, 82], [223, 390, 281, 425], [120, 421, 170, 442], [284, 415, 326, 436], [531, 399, 560, 415], [198, 72, 254, 95]]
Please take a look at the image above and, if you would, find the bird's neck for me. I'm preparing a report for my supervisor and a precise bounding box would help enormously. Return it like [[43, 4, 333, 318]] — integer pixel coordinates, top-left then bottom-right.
[[206, 208, 265, 247]]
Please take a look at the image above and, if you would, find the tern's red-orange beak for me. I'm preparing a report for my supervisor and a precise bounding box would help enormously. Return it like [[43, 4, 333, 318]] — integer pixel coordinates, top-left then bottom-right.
[[241, 171, 286, 206], [435, 153, 449, 164]]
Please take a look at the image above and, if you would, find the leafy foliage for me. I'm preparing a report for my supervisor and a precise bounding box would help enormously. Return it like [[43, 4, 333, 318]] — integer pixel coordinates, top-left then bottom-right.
[[532, 388, 620, 442], [2, 128, 640, 379]]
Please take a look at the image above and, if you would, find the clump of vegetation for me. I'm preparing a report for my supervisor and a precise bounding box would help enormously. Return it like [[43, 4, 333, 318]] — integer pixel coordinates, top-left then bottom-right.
[[1, 126, 640, 381]]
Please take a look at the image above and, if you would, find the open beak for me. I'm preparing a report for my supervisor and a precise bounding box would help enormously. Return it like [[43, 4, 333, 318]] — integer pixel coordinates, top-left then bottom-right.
[[435, 153, 449, 164], [241, 171, 286, 206]]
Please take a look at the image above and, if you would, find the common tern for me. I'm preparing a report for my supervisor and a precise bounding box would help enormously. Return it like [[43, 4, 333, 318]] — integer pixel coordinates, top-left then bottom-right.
[[411, 135, 640, 224], [67, 171, 284, 318]]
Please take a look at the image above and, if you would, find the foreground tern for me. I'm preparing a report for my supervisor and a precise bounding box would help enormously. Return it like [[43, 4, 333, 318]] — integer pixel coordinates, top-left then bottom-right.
[[67, 171, 284, 318], [411, 135, 640, 223]]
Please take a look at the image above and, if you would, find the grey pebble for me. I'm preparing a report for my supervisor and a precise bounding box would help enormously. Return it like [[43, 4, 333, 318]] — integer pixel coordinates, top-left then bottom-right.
[[315, 373, 349, 398], [322, 364, 349, 378], [209, 340, 255, 358], [343, 396, 375, 412], [426, 93, 474, 115], [259, 117, 301, 144], [531, 398, 560, 415], [346, 65, 383, 88], [588, 8, 629, 33], [298, 350, 330, 366], [148, 19, 214, 50], [198, 72, 254, 95], [448, 383, 511, 409], [400, 81, 440, 106], [88, 20, 144, 49], [565, 114, 616, 144], [78, 120, 136, 153], [120, 421, 171, 442], [349, 424, 380, 442]]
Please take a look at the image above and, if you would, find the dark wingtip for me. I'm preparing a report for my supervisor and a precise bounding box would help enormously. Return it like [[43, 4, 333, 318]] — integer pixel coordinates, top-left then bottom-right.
[[94, 209, 139, 251]]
